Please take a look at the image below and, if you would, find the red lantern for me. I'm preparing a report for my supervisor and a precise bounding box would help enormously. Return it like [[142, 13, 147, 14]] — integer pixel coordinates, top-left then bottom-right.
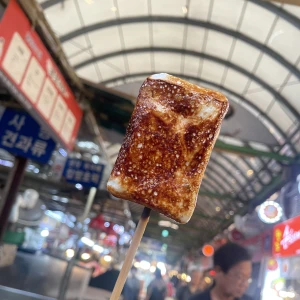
[[202, 244, 214, 257]]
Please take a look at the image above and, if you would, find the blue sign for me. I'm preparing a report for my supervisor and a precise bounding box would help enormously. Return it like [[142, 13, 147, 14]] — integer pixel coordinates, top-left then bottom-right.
[[0, 107, 56, 163], [63, 158, 105, 188]]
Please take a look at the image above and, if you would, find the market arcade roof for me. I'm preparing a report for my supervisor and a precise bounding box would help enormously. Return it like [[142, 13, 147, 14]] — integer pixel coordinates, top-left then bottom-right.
[[34, 0, 300, 250]]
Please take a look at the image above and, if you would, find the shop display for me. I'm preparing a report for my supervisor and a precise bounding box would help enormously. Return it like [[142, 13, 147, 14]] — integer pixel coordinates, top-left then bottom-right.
[[108, 73, 228, 223]]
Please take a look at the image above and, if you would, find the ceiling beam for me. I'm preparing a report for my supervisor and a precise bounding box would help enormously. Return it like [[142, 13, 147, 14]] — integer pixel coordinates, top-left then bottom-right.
[[98, 72, 294, 154], [215, 140, 296, 163], [263, 0, 300, 6], [40, 0, 300, 30], [198, 191, 238, 202], [248, 0, 300, 27], [208, 171, 289, 242], [82, 47, 299, 120]]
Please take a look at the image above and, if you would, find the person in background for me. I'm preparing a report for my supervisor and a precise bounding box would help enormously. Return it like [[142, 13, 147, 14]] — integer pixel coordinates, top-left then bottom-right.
[[176, 270, 203, 300], [167, 278, 175, 298], [123, 267, 142, 300], [89, 263, 120, 292], [190, 243, 252, 300], [147, 268, 167, 300]]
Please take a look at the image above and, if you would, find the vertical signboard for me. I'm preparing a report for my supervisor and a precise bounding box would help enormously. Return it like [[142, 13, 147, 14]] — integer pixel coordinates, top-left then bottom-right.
[[0, 0, 82, 150]]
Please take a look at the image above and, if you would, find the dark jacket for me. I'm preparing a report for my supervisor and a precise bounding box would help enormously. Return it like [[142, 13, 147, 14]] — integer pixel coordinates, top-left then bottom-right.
[[177, 285, 201, 300], [189, 289, 252, 300]]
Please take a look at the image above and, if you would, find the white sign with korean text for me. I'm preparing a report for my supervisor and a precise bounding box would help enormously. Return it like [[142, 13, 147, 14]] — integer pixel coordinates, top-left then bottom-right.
[[2, 32, 31, 84]]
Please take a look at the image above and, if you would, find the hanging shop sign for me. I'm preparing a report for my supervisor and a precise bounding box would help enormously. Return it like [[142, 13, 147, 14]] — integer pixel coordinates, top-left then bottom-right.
[[258, 200, 283, 224], [273, 215, 300, 257], [63, 158, 105, 188], [0, 0, 82, 150], [0, 107, 56, 163]]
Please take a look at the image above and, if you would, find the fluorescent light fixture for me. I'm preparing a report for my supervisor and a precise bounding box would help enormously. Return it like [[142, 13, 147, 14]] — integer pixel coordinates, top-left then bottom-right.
[[93, 245, 104, 253], [41, 229, 49, 237], [81, 237, 94, 247], [81, 253, 91, 260]]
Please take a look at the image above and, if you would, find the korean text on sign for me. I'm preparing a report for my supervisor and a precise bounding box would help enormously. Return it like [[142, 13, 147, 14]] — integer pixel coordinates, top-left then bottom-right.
[[63, 158, 105, 188], [0, 107, 56, 164]]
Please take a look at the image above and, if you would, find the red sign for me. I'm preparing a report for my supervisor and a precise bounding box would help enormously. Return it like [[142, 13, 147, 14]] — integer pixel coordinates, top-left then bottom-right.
[[273, 215, 300, 257], [0, 0, 82, 150]]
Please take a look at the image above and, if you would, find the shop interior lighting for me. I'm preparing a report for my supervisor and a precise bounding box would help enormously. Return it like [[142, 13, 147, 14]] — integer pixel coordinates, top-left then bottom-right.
[[140, 260, 151, 270], [75, 183, 83, 190], [84, 218, 91, 225], [186, 275, 191, 283], [0, 159, 13, 167], [247, 169, 254, 176], [134, 261, 140, 268], [113, 224, 125, 235], [81, 253, 91, 260], [81, 237, 95, 247], [157, 262, 166, 275], [58, 148, 67, 157], [93, 245, 104, 253], [215, 206, 221, 212], [45, 210, 63, 222], [158, 220, 178, 230], [104, 222, 110, 228], [104, 255, 112, 262], [92, 155, 100, 164], [65, 249, 75, 258], [204, 277, 212, 284], [150, 266, 156, 273], [40, 229, 49, 237], [278, 291, 295, 299]]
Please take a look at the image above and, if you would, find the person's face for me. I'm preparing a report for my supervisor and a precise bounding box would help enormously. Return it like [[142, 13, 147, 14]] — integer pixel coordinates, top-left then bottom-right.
[[190, 271, 202, 286], [215, 261, 252, 298]]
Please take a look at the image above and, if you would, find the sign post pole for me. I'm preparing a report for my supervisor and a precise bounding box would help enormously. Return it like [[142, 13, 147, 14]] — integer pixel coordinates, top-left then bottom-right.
[[0, 156, 27, 242], [57, 187, 97, 300]]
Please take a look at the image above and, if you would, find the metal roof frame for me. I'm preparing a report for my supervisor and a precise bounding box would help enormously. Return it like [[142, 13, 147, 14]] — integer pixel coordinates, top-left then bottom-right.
[[59, 16, 300, 83]]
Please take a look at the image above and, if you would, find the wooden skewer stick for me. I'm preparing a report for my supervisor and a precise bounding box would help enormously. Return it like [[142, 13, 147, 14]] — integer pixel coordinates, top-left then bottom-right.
[[110, 207, 152, 300]]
